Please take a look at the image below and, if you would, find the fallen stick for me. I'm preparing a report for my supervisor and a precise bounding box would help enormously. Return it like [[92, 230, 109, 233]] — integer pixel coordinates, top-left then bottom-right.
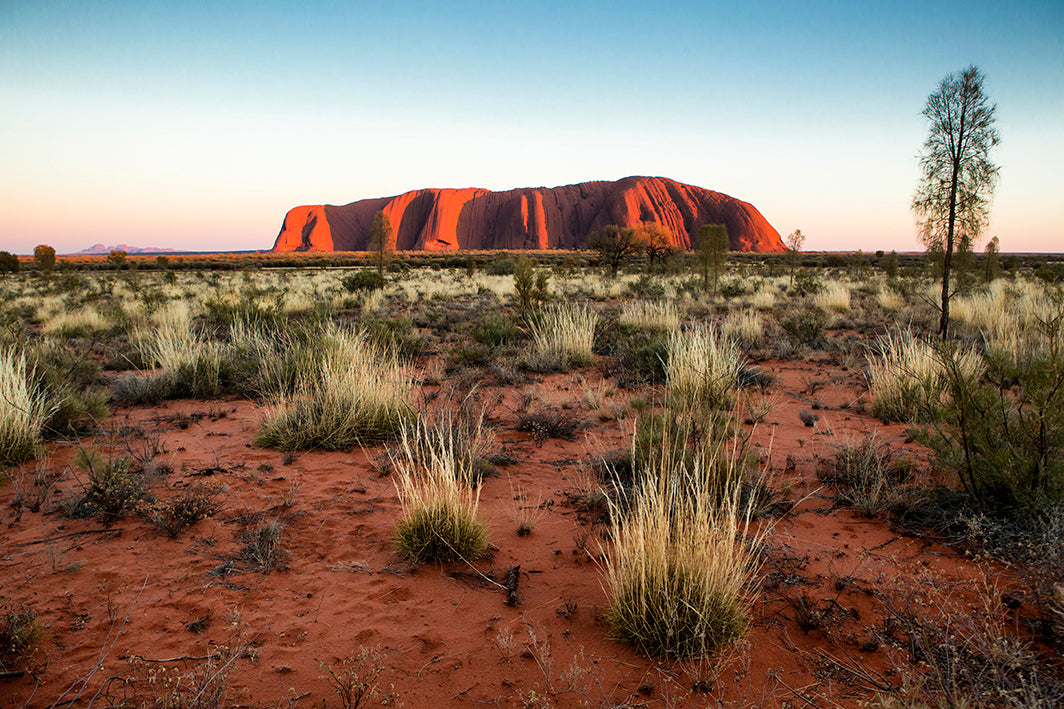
[[12, 528, 123, 548]]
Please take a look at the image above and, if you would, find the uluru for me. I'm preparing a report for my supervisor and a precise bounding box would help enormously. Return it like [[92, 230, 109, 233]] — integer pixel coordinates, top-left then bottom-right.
[[272, 176, 785, 254]]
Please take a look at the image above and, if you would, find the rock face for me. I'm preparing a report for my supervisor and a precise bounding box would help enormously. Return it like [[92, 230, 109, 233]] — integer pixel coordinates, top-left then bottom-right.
[[271, 176, 784, 253]]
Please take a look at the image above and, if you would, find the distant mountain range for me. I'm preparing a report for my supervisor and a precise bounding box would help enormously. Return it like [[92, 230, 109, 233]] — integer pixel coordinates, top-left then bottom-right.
[[75, 243, 177, 255]]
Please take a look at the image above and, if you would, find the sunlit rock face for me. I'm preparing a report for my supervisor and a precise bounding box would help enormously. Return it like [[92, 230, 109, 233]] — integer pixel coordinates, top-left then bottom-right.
[[271, 176, 785, 253]]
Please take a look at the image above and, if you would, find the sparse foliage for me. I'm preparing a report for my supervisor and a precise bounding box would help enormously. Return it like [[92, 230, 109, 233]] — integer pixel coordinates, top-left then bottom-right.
[[636, 221, 674, 270], [785, 229, 805, 288], [368, 210, 395, 277], [513, 255, 551, 318], [913, 65, 1000, 337], [695, 224, 729, 293], [588, 225, 642, 278]]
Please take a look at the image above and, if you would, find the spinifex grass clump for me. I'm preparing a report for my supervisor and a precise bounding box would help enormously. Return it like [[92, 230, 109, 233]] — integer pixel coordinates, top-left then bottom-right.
[[0, 348, 50, 467], [605, 431, 762, 658], [867, 331, 982, 423], [133, 301, 230, 399], [525, 303, 598, 371], [813, 281, 851, 313], [392, 417, 489, 563], [256, 329, 415, 451], [618, 300, 681, 333], [399, 410, 495, 487], [666, 327, 744, 412]]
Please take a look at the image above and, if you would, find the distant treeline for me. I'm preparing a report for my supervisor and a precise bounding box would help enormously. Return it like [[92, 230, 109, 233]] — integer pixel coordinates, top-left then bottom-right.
[[6, 248, 1064, 282]]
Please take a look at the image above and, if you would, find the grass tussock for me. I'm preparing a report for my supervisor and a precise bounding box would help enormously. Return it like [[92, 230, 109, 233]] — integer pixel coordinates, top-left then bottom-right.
[[618, 300, 681, 332], [392, 417, 489, 564], [867, 331, 982, 423], [605, 432, 762, 657], [525, 303, 598, 371], [0, 348, 50, 467], [721, 309, 765, 349], [813, 281, 851, 313], [666, 327, 744, 412], [256, 329, 415, 451], [396, 410, 495, 487]]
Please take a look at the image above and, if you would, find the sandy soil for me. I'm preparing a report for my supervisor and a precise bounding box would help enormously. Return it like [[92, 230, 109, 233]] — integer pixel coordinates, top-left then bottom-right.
[[0, 353, 1036, 707]]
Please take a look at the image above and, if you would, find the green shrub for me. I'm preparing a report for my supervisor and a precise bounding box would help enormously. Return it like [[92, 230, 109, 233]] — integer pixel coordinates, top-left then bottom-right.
[[342, 270, 386, 292], [603, 325, 670, 384], [627, 274, 667, 300], [471, 313, 521, 348], [484, 254, 516, 276], [778, 307, 827, 348], [364, 317, 426, 360], [26, 345, 109, 436], [918, 329, 1064, 515], [513, 256, 550, 317]]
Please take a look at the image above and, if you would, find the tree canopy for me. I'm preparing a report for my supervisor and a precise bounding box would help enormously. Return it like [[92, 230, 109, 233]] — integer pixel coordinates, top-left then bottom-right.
[[912, 65, 999, 337]]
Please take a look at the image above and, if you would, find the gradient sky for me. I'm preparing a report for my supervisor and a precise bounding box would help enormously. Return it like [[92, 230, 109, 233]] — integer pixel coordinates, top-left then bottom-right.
[[1, 1, 1061, 254]]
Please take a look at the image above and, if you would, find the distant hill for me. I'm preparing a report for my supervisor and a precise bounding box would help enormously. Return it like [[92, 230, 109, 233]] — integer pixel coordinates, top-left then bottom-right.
[[75, 243, 177, 255], [272, 176, 785, 253]]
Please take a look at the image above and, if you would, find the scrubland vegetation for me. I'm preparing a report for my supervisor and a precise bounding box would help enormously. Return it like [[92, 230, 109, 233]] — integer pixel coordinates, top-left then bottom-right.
[[1, 248, 1063, 706]]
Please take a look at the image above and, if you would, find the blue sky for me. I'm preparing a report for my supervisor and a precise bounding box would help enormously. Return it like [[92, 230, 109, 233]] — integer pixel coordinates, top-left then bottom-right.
[[1, 1, 1061, 253]]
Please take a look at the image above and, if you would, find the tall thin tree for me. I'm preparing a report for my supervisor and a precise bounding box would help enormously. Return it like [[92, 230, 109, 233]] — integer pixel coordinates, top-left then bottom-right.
[[368, 211, 394, 277], [912, 66, 1000, 337]]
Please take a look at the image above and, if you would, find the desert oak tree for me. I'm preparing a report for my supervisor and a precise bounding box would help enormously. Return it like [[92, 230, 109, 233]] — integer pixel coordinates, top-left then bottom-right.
[[368, 210, 395, 277], [785, 229, 805, 288], [912, 65, 999, 338], [696, 224, 729, 293]]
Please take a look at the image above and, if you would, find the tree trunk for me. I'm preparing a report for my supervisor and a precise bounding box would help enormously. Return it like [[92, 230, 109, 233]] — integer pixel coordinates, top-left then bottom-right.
[[939, 161, 958, 338], [940, 104, 967, 338]]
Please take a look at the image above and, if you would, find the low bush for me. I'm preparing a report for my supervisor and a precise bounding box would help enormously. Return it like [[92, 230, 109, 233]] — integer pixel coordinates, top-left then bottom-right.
[[364, 317, 427, 361], [471, 313, 521, 348], [139, 485, 221, 537], [515, 409, 585, 442], [242, 519, 287, 572], [342, 270, 386, 292], [778, 307, 827, 348], [918, 323, 1064, 515], [66, 449, 146, 524], [0, 606, 41, 671], [823, 434, 908, 517]]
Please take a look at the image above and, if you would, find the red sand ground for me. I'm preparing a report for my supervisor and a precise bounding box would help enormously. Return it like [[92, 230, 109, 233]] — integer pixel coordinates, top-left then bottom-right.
[[0, 357, 1032, 707]]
